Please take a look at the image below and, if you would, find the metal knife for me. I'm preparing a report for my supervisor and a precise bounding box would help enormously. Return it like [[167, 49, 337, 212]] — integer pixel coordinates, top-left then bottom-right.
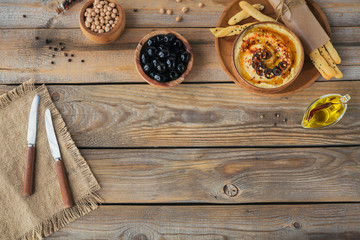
[[45, 109, 74, 209], [23, 94, 40, 196]]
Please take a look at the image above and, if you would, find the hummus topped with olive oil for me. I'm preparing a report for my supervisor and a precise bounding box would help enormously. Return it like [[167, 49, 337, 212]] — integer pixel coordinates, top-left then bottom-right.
[[234, 22, 304, 88]]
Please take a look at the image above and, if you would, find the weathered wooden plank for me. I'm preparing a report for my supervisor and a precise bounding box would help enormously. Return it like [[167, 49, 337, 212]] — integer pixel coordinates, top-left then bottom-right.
[[83, 147, 360, 203], [0, 28, 359, 84], [2, 82, 360, 148], [0, 0, 359, 28], [48, 204, 360, 239]]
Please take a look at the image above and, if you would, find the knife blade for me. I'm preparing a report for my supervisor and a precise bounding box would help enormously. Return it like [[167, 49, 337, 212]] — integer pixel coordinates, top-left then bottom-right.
[[23, 94, 40, 196], [45, 109, 74, 209]]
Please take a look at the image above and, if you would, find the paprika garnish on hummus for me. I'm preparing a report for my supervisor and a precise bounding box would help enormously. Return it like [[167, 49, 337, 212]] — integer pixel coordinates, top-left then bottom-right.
[[233, 22, 304, 89]]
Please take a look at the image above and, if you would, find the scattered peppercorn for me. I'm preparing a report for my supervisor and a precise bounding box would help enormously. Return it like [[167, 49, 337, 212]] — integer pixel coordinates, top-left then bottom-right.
[[54, 47, 58, 51], [68, 59, 72, 62], [60, 46, 65, 51], [64, 53, 68, 57], [35, 36, 39, 40], [283, 118, 288, 122], [49, 46, 52, 50], [51, 61, 55, 64], [275, 113, 280, 118], [59, 42, 64, 46], [45, 39, 52, 44], [81, 59, 85, 63], [51, 54, 55, 58], [23, 15, 26, 18], [71, 54, 74, 57], [133, 9, 138, 12]]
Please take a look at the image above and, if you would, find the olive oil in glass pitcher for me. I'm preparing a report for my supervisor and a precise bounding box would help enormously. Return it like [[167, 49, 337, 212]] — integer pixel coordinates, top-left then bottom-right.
[[301, 94, 351, 128]]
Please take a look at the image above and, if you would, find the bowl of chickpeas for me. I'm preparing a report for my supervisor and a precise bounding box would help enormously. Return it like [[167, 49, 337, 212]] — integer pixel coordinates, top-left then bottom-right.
[[79, 0, 125, 44]]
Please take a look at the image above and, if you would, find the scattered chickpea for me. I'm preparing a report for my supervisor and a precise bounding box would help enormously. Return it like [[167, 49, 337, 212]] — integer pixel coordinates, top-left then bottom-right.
[[176, 15, 182, 22], [167, 9, 173, 15], [182, 7, 189, 13], [198, 2, 204, 8], [176, 0, 182, 2]]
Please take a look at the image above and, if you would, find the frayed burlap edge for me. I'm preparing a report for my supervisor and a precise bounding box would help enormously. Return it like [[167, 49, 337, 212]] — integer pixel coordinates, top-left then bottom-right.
[[0, 80, 103, 240], [0, 79, 36, 109]]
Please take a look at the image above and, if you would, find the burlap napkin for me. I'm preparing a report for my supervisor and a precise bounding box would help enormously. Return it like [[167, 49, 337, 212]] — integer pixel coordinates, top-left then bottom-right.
[[0, 80, 102, 239]]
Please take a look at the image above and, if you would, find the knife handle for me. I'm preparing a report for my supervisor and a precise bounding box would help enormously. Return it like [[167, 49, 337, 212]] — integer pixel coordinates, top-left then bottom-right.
[[55, 160, 74, 209], [23, 146, 36, 196]]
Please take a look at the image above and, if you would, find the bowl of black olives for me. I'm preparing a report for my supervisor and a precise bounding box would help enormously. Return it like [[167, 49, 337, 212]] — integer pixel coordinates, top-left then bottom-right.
[[135, 30, 193, 87]]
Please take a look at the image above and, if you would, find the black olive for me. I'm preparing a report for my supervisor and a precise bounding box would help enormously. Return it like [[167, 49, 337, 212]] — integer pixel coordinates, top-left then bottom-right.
[[252, 60, 260, 69], [146, 37, 156, 47], [179, 51, 190, 63], [272, 66, 282, 76], [149, 72, 155, 78], [146, 47, 157, 57], [174, 39, 183, 48], [152, 59, 159, 68], [159, 45, 168, 51], [262, 49, 271, 59], [164, 33, 175, 43], [140, 54, 148, 65], [154, 74, 165, 82], [255, 67, 264, 76], [278, 61, 287, 70], [156, 34, 165, 43], [253, 53, 261, 60], [143, 63, 151, 72], [264, 69, 274, 79], [177, 63, 186, 73], [166, 57, 176, 69], [156, 62, 166, 73], [169, 71, 179, 80], [158, 50, 169, 59]]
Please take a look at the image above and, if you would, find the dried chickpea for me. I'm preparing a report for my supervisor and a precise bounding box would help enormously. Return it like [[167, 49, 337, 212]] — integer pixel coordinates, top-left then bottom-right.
[[109, 2, 115, 7], [111, 13, 116, 18], [86, 17, 93, 22], [106, 11, 111, 16], [100, 12, 105, 16], [95, 8, 100, 13], [176, 15, 182, 22], [182, 7, 189, 13], [85, 21, 90, 27], [105, 26, 110, 32], [112, 8, 117, 13], [198, 2, 204, 7], [167, 9, 173, 15]]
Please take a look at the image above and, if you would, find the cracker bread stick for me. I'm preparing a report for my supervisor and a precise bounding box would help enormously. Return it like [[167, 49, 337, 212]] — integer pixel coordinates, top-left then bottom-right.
[[239, 1, 276, 22], [324, 40, 341, 64], [210, 23, 255, 37], [309, 49, 336, 80], [318, 46, 343, 79], [228, 4, 264, 25]]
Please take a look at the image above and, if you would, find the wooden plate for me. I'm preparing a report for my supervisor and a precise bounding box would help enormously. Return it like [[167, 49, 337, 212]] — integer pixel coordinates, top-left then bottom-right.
[[215, 0, 331, 97]]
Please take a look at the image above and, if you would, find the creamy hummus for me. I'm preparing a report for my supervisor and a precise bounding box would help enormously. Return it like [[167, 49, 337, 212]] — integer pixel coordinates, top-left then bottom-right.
[[234, 22, 303, 88]]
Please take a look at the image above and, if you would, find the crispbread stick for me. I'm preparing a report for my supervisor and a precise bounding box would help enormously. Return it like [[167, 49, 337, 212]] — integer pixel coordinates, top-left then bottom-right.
[[324, 40, 341, 64], [210, 23, 255, 37], [318, 46, 343, 79], [309, 49, 336, 80], [239, 1, 276, 22], [228, 4, 264, 25]]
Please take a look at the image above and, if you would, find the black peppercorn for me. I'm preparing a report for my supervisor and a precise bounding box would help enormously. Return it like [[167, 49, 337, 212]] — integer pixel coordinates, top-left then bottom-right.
[[64, 53, 68, 57], [49, 46, 52, 50], [54, 47, 58, 51], [51, 61, 55, 64], [35, 37, 39, 40], [51, 54, 55, 58], [68, 59, 72, 62], [81, 59, 85, 63], [22, 15, 26, 18], [71, 54, 74, 57]]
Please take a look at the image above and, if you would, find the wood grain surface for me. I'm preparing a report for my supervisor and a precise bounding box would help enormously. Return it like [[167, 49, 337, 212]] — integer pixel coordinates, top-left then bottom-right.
[[0, 0, 359, 28], [0, 28, 359, 84], [1, 83, 359, 148], [48, 204, 360, 239], [82, 147, 360, 203]]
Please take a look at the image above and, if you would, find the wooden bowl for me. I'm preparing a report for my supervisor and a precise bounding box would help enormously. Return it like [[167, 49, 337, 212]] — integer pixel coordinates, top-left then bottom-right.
[[79, 0, 125, 44], [135, 30, 194, 88], [232, 22, 305, 94]]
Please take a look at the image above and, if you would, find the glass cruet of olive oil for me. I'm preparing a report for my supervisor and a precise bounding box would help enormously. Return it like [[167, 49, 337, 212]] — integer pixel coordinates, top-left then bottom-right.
[[301, 94, 351, 128]]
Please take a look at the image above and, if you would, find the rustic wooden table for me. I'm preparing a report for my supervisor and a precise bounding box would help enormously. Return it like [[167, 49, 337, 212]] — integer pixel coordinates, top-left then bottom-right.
[[1, 0, 360, 239]]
